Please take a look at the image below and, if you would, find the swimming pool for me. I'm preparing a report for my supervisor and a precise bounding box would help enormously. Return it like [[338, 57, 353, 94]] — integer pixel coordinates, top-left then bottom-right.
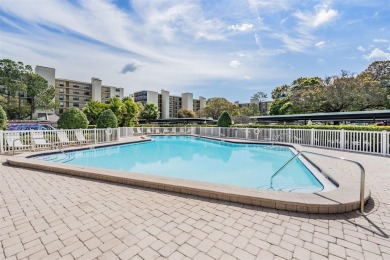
[[35, 136, 328, 193]]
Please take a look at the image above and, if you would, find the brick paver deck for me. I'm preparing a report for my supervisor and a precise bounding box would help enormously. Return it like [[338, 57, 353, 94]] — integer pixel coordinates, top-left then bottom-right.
[[1, 147, 389, 259]]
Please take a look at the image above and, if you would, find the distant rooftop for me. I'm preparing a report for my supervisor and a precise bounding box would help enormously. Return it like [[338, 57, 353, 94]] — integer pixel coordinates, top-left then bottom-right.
[[251, 110, 390, 122]]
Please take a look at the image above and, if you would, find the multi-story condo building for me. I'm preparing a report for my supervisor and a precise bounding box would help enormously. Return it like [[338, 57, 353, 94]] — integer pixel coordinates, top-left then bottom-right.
[[235, 99, 271, 115], [35, 66, 124, 114], [133, 90, 206, 119]]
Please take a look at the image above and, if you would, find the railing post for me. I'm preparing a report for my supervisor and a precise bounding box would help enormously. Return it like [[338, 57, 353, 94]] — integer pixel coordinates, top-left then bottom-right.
[[246, 128, 248, 140], [94, 128, 97, 144], [340, 129, 345, 150], [310, 128, 314, 146], [269, 128, 272, 141], [0, 130, 4, 154], [219, 127, 221, 138], [117, 128, 120, 141], [382, 130, 387, 155], [288, 128, 291, 143]]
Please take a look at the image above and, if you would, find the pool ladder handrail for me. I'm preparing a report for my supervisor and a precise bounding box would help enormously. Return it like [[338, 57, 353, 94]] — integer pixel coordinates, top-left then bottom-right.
[[270, 150, 366, 214]]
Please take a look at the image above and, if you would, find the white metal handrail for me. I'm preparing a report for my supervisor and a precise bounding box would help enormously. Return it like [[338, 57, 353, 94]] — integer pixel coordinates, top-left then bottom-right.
[[270, 150, 366, 214]]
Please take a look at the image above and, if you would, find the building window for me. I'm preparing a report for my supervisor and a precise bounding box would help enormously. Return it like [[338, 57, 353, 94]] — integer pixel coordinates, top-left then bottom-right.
[[116, 89, 120, 92], [84, 92, 90, 95], [59, 82, 64, 86], [59, 102, 64, 107], [73, 84, 79, 88], [73, 96, 79, 101], [84, 85, 91, 89], [59, 95, 64, 100], [105, 94, 109, 98], [84, 98, 90, 102], [59, 89, 64, 93], [73, 91, 79, 94], [116, 95, 120, 97], [73, 103, 79, 107]]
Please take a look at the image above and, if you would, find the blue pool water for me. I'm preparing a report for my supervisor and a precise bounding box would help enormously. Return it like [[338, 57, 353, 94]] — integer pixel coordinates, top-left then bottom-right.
[[35, 136, 324, 192]]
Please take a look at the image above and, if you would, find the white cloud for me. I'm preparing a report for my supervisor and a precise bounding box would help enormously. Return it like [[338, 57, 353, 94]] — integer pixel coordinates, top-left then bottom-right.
[[244, 75, 251, 80], [363, 48, 390, 60], [314, 41, 326, 48], [248, 0, 292, 11], [373, 38, 388, 43], [255, 33, 261, 47], [294, 3, 338, 28], [228, 23, 253, 32], [357, 46, 366, 52], [230, 60, 241, 68]]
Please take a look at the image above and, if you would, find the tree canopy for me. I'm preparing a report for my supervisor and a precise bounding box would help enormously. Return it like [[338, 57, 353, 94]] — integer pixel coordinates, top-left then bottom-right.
[[268, 61, 388, 115], [140, 103, 159, 122], [201, 98, 239, 119]]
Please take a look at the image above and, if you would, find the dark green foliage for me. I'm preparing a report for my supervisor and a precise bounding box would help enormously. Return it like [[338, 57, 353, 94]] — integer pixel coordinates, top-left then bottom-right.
[[0, 105, 7, 130], [217, 111, 232, 127], [57, 108, 89, 129], [97, 109, 118, 128], [140, 103, 159, 123]]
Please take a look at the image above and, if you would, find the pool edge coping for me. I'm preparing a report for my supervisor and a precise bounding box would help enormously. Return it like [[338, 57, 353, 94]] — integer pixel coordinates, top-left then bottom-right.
[[5, 136, 370, 214]]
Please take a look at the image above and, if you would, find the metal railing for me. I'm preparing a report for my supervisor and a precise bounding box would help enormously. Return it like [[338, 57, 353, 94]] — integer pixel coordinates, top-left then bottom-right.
[[117, 126, 389, 156], [270, 150, 366, 214]]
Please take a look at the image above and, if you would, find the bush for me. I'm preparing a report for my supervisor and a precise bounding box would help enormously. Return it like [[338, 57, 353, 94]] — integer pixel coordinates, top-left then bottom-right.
[[97, 109, 118, 128], [0, 105, 7, 130], [217, 111, 232, 127], [57, 108, 89, 129], [88, 125, 97, 129]]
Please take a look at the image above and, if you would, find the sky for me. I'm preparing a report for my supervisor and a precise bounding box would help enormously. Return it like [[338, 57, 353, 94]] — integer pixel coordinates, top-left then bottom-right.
[[0, 0, 389, 103]]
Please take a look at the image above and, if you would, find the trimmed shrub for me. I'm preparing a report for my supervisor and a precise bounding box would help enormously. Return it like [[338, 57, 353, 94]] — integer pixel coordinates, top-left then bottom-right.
[[57, 108, 89, 129], [217, 111, 232, 127], [88, 125, 97, 129], [0, 105, 7, 130], [97, 109, 118, 128]]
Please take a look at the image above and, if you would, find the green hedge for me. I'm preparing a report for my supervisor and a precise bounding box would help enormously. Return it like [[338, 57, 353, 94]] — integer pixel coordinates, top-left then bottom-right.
[[57, 108, 89, 129], [217, 111, 232, 127], [97, 109, 118, 128], [136, 123, 389, 131]]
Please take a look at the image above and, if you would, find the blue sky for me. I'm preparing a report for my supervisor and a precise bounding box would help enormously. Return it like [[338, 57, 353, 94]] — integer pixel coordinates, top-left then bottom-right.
[[0, 0, 389, 102]]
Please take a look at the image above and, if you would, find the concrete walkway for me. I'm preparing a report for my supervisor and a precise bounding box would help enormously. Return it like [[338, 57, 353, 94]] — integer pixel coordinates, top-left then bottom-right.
[[0, 147, 389, 259]]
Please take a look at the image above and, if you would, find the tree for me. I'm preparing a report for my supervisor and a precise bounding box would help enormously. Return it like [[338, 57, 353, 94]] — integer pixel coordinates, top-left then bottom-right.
[[121, 98, 139, 126], [177, 108, 196, 118], [108, 97, 124, 123], [97, 109, 118, 128], [217, 111, 232, 127], [0, 105, 6, 130], [202, 98, 239, 119], [0, 59, 29, 116], [363, 60, 390, 108], [57, 108, 89, 129], [25, 73, 55, 119], [240, 103, 260, 116], [83, 100, 108, 125], [140, 103, 159, 123]]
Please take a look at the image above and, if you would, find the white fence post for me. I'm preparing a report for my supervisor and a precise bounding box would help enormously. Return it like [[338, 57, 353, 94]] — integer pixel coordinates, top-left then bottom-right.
[[246, 128, 248, 140], [288, 128, 291, 143], [94, 129, 97, 144], [310, 128, 314, 146], [117, 128, 120, 141], [382, 130, 387, 155], [269, 128, 272, 141], [340, 129, 345, 150], [0, 130, 3, 154]]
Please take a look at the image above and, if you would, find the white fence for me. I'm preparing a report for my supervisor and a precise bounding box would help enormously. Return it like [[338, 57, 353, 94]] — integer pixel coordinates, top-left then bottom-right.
[[1, 126, 388, 156], [119, 126, 389, 156], [0, 128, 119, 154]]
